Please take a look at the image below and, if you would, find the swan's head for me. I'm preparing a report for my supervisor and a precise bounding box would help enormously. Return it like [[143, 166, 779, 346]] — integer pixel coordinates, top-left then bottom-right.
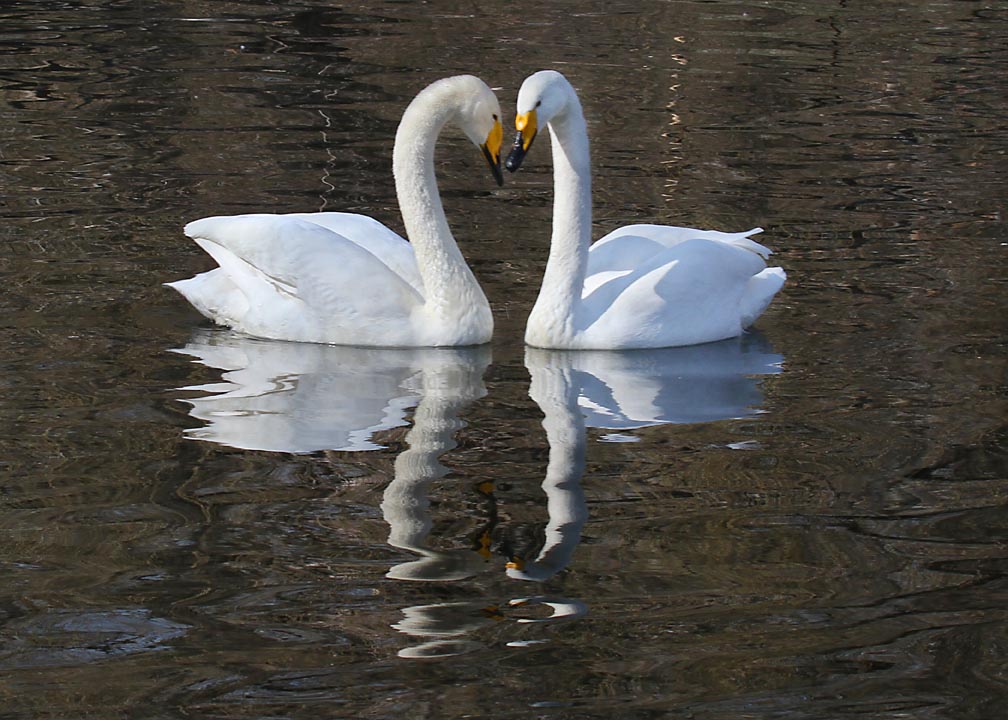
[[506, 70, 575, 172], [449, 75, 504, 186]]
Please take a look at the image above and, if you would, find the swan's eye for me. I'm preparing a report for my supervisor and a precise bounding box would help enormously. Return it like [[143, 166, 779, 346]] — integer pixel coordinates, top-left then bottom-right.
[[535, 100, 542, 108], [492, 113, 498, 121]]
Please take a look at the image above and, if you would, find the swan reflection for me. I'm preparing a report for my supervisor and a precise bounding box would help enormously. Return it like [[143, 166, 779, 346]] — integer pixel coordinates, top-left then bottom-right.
[[380, 351, 492, 583], [392, 602, 499, 659], [171, 330, 783, 657], [506, 333, 784, 582], [504, 351, 590, 583], [531, 331, 784, 431], [172, 331, 495, 584], [172, 329, 490, 453], [392, 596, 589, 658]]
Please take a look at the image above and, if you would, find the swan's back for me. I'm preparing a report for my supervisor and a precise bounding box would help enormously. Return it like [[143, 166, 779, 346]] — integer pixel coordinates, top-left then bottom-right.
[[283, 212, 423, 292], [588, 224, 770, 276]]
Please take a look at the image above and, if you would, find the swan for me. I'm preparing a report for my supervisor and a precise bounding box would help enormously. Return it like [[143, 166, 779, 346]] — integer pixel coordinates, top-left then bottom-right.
[[505, 70, 786, 350], [166, 75, 504, 347]]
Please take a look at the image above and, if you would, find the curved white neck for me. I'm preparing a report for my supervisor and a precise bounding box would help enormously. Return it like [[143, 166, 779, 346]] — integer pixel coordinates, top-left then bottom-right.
[[393, 84, 487, 319], [528, 92, 592, 341]]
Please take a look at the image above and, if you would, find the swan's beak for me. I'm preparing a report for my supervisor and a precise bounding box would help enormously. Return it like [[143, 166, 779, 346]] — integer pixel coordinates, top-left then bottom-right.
[[505, 109, 538, 172], [481, 119, 504, 186]]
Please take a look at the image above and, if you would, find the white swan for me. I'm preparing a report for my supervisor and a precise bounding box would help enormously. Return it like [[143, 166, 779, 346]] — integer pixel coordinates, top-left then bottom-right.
[[505, 70, 786, 350], [167, 75, 504, 347]]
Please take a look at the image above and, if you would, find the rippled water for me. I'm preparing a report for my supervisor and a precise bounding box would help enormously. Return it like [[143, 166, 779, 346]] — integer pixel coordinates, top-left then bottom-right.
[[1, 1, 1005, 718]]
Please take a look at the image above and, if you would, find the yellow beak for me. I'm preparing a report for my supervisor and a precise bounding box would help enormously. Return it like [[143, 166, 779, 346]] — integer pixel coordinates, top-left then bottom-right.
[[505, 109, 538, 172], [480, 119, 504, 186], [515, 109, 538, 151]]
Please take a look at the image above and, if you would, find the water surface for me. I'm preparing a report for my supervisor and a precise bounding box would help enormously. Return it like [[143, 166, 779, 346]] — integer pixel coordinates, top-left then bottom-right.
[[1, 1, 1005, 718]]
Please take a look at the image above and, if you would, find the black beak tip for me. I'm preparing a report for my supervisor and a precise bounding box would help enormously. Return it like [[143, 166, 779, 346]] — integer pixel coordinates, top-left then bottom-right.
[[482, 145, 504, 187], [505, 149, 525, 173], [505, 130, 533, 173]]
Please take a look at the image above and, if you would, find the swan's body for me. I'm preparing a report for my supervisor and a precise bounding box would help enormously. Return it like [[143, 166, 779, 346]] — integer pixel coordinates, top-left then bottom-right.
[[506, 70, 786, 350], [167, 75, 504, 347]]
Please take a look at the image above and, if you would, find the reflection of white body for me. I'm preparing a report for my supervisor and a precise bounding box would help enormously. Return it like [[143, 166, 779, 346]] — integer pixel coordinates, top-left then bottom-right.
[[173, 330, 490, 453], [171, 329, 784, 656], [392, 602, 494, 659], [510, 334, 784, 582], [174, 329, 494, 578], [174, 332, 497, 657], [509, 596, 588, 625], [531, 333, 784, 430]]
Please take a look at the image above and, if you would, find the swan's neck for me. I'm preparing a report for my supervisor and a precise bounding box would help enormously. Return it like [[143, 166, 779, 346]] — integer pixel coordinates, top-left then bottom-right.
[[393, 87, 488, 324], [527, 97, 592, 344]]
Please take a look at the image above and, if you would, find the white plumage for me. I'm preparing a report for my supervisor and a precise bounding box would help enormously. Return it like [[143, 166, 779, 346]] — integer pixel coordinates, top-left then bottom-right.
[[507, 70, 787, 350], [167, 75, 504, 347]]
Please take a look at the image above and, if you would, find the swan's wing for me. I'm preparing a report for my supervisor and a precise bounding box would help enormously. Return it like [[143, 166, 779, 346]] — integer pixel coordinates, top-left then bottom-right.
[[584, 238, 776, 347], [586, 233, 669, 279], [588, 224, 770, 276], [179, 214, 424, 336], [185, 213, 419, 289], [285, 212, 423, 293], [166, 267, 249, 327]]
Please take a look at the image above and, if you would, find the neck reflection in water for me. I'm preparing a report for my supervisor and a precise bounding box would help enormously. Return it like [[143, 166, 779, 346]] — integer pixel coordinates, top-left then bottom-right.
[[171, 330, 783, 657]]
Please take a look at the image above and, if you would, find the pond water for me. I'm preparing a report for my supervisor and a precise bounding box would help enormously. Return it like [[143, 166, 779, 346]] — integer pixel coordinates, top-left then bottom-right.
[[1, 1, 1005, 718]]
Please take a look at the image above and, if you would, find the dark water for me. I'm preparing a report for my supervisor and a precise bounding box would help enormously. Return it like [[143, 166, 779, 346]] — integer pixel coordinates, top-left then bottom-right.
[[1, 1, 1006, 718]]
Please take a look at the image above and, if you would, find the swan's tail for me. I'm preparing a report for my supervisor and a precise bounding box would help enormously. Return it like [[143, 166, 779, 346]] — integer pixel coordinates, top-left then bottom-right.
[[165, 267, 249, 327], [740, 266, 786, 328], [723, 227, 775, 259]]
